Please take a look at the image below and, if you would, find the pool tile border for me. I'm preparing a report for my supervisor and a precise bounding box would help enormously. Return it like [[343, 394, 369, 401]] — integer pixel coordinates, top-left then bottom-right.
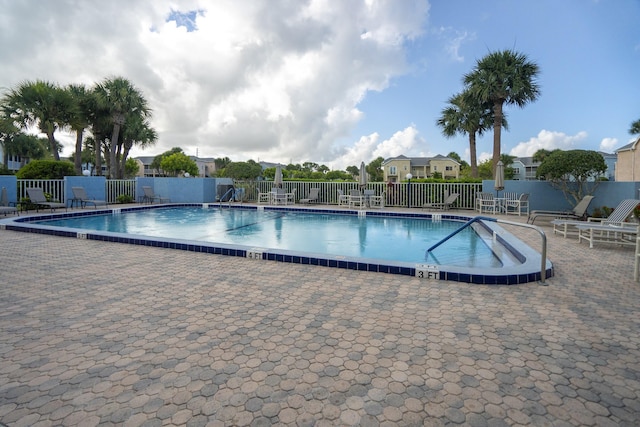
[[1, 203, 553, 285]]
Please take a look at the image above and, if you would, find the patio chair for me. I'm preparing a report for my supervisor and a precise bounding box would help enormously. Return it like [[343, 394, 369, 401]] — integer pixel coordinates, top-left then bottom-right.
[[26, 187, 67, 212], [348, 189, 365, 209], [505, 193, 529, 216], [476, 192, 497, 214], [257, 190, 271, 204], [286, 188, 296, 205], [337, 189, 349, 206], [527, 195, 594, 224], [271, 187, 287, 205], [0, 187, 18, 216], [368, 191, 385, 209], [142, 186, 170, 204], [423, 193, 459, 211], [300, 188, 319, 204], [71, 186, 108, 209]]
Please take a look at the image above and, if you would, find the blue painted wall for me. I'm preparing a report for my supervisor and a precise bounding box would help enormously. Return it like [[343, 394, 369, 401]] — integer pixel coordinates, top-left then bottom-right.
[[0, 175, 17, 204], [64, 176, 107, 205], [136, 177, 233, 203], [484, 180, 640, 213]]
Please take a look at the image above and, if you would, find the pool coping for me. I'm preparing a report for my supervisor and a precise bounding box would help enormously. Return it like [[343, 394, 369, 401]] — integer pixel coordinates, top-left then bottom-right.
[[0, 203, 553, 285]]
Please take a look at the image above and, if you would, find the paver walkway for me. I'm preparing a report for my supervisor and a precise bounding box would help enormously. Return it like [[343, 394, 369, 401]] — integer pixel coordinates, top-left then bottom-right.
[[0, 213, 639, 426]]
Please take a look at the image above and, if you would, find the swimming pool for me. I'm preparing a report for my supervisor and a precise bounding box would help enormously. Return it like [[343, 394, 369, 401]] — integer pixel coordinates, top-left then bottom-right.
[[1, 204, 552, 284]]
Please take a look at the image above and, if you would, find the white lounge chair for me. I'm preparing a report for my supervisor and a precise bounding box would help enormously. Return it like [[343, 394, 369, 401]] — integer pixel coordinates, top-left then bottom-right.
[[423, 193, 459, 211], [575, 199, 640, 248], [300, 188, 319, 204], [26, 188, 67, 212], [528, 195, 594, 224], [552, 198, 639, 239]]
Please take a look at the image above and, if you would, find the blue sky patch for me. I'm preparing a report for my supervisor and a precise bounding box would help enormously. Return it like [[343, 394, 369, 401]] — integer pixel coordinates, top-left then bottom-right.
[[166, 9, 204, 32]]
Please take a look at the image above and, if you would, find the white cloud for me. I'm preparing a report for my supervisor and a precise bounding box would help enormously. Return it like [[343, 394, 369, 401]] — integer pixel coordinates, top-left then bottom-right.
[[331, 124, 425, 170], [0, 0, 429, 167], [599, 137, 618, 152], [433, 27, 475, 62], [509, 130, 588, 157]]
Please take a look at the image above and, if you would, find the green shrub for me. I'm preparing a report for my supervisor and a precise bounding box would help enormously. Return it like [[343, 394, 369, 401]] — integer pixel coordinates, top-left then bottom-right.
[[0, 164, 13, 175], [16, 160, 76, 179], [116, 194, 134, 204]]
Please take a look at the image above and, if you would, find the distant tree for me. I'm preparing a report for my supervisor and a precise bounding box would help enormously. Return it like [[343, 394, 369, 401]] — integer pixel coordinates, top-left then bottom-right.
[[151, 147, 183, 175], [67, 83, 92, 174], [447, 151, 469, 170], [476, 159, 494, 180], [464, 49, 541, 177], [346, 165, 359, 177], [326, 170, 352, 180], [215, 157, 231, 170], [366, 157, 384, 182], [124, 157, 140, 178], [532, 148, 557, 163], [500, 154, 516, 179], [629, 119, 640, 136], [536, 149, 606, 204], [222, 161, 262, 180], [160, 152, 198, 177], [317, 164, 330, 174]]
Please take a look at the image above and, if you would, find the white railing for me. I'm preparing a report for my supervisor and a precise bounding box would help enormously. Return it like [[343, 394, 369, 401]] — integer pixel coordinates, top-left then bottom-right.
[[106, 179, 136, 204], [235, 181, 483, 209], [17, 179, 65, 203]]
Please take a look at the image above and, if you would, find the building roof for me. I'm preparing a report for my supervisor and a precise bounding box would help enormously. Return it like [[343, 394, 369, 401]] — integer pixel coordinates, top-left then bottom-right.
[[382, 154, 459, 166]]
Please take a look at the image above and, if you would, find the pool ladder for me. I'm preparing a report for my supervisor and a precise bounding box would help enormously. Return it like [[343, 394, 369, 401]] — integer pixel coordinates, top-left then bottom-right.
[[426, 216, 549, 285]]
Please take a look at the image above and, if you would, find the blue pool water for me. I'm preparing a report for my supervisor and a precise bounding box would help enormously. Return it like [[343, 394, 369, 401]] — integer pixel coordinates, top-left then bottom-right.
[[35, 206, 509, 268]]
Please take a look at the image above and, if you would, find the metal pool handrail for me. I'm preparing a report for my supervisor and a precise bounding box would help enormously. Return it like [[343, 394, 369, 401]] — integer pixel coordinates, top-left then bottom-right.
[[427, 216, 549, 285]]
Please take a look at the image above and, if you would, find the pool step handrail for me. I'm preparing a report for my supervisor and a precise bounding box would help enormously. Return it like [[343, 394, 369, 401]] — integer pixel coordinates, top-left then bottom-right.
[[220, 187, 236, 205], [426, 216, 497, 253]]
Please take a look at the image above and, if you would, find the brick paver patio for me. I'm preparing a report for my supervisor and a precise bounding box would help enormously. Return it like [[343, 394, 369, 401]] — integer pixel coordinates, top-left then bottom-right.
[[0, 211, 639, 426]]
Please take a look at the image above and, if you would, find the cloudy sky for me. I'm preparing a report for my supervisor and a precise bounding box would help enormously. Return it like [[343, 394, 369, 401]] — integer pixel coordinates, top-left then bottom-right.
[[1, 0, 638, 170]]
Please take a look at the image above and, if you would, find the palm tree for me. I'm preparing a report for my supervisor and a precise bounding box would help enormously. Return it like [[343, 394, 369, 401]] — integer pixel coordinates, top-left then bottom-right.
[[464, 49, 541, 177], [436, 91, 501, 178], [629, 119, 640, 136], [119, 116, 157, 178], [2, 80, 77, 161], [94, 77, 150, 178], [67, 83, 93, 174]]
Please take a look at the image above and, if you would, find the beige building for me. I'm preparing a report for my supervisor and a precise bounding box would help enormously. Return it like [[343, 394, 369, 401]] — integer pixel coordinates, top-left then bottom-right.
[[382, 155, 460, 182], [615, 138, 640, 181]]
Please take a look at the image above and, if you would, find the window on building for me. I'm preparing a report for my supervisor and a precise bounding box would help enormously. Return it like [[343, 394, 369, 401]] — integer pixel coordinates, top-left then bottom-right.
[[389, 166, 397, 175], [445, 166, 453, 171], [512, 167, 520, 174]]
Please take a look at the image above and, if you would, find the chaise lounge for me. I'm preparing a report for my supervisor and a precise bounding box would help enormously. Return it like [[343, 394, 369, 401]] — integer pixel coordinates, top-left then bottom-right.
[[71, 186, 108, 209], [527, 195, 594, 224], [26, 188, 67, 212]]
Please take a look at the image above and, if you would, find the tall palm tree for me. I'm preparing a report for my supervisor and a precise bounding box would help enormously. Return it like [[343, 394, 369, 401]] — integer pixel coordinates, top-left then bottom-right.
[[119, 116, 157, 178], [629, 119, 640, 136], [94, 77, 150, 178], [436, 91, 503, 178], [2, 80, 77, 161], [464, 49, 541, 177], [67, 83, 93, 174]]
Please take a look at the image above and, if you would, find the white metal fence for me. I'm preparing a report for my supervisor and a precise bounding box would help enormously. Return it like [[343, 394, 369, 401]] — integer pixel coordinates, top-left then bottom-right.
[[236, 181, 483, 209], [16, 178, 483, 210], [17, 179, 65, 202], [106, 180, 136, 203]]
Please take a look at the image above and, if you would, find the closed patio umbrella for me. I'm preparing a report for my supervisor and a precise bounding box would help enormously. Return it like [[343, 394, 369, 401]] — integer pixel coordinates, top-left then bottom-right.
[[359, 162, 367, 188], [494, 160, 504, 196], [274, 165, 283, 188]]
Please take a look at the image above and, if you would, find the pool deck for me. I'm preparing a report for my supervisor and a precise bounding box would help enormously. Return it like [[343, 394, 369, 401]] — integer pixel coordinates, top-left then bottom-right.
[[0, 205, 639, 426]]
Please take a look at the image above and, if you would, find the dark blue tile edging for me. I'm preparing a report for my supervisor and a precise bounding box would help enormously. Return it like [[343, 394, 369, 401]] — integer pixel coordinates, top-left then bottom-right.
[[0, 203, 554, 285]]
